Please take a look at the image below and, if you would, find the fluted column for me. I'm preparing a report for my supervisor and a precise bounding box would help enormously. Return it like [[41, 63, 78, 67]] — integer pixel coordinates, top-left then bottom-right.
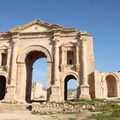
[[82, 39, 88, 85], [80, 39, 90, 99], [54, 39, 59, 85], [6, 49, 11, 73], [61, 48, 65, 65], [10, 40, 18, 86], [64, 51, 67, 65], [61, 47, 65, 71], [76, 44, 80, 71], [5, 37, 19, 101], [0, 53, 2, 66], [16, 62, 26, 102], [6, 49, 11, 67], [50, 31, 62, 101]]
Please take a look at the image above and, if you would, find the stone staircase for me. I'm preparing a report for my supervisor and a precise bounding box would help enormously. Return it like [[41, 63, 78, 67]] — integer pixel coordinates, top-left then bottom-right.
[[0, 103, 32, 112]]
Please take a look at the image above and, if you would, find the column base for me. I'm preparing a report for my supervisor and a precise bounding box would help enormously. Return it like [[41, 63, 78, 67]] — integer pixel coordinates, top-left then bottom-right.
[[80, 85, 91, 99], [4, 85, 16, 102], [49, 85, 62, 102]]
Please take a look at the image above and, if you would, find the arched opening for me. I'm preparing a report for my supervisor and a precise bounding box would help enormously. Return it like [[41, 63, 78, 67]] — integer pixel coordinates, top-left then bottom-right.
[[64, 75, 77, 100], [31, 58, 47, 101], [25, 51, 47, 103], [0, 76, 6, 100], [106, 75, 117, 97]]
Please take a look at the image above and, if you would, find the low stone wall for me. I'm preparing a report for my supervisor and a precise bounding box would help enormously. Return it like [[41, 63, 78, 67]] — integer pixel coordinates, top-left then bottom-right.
[[32, 102, 112, 114]]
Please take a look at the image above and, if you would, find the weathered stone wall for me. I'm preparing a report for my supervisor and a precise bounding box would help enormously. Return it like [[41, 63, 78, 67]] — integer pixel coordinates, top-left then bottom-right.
[[32, 102, 112, 114], [0, 103, 30, 112], [94, 71, 120, 99], [1, 19, 120, 103]]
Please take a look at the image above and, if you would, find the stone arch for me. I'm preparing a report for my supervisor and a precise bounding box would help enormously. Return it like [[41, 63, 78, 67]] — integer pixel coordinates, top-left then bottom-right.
[[16, 45, 53, 102], [0, 72, 8, 83], [101, 73, 119, 98], [61, 72, 79, 82], [17, 45, 52, 63], [101, 73, 119, 83], [61, 72, 79, 100], [0, 75, 6, 100]]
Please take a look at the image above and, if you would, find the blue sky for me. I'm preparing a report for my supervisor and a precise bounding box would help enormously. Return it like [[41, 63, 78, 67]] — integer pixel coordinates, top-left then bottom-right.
[[1, 0, 120, 88]]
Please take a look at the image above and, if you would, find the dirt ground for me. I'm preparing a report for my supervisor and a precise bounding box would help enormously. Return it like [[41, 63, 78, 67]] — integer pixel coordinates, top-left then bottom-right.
[[0, 110, 92, 120]]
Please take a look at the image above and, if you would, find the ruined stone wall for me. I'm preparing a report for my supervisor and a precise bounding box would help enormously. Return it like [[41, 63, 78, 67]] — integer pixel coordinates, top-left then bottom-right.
[[32, 101, 112, 114], [94, 71, 120, 99]]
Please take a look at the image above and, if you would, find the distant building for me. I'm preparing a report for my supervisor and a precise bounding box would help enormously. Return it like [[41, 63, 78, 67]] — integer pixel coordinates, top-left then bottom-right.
[[31, 82, 47, 100], [67, 89, 77, 100]]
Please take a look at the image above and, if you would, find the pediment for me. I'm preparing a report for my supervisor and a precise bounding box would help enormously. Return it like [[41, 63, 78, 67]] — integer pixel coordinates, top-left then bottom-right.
[[0, 45, 9, 50], [62, 42, 76, 47], [21, 24, 49, 33], [10, 19, 62, 33]]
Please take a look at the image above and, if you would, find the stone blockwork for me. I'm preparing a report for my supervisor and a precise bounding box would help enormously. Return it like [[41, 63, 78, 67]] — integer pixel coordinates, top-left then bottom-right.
[[0, 19, 119, 103], [0, 103, 30, 112], [32, 102, 112, 114], [94, 71, 120, 99]]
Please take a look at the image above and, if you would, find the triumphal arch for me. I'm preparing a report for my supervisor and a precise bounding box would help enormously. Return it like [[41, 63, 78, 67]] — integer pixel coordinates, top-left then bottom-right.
[[0, 19, 120, 103]]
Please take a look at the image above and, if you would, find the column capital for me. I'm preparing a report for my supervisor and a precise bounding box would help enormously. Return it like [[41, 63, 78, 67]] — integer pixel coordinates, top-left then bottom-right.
[[81, 38, 87, 44], [52, 30, 61, 42], [12, 40, 18, 46], [75, 42, 80, 47], [53, 38, 59, 43], [7, 48, 11, 54], [61, 47, 65, 51]]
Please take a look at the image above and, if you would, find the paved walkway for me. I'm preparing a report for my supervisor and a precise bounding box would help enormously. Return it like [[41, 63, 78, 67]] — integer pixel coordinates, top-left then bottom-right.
[[0, 110, 91, 120]]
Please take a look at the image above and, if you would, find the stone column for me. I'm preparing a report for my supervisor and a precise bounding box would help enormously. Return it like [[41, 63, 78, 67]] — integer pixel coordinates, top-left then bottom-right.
[[76, 44, 80, 71], [64, 51, 67, 65], [50, 32, 62, 101], [6, 49, 11, 73], [6, 49, 11, 67], [16, 62, 26, 103], [80, 39, 90, 99], [47, 61, 52, 100], [5, 38, 19, 101], [61, 47, 65, 71], [10, 40, 18, 86], [54, 39, 59, 85], [0, 53, 2, 66]]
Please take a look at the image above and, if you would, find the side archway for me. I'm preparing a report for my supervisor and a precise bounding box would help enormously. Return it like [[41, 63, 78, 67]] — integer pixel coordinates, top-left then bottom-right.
[[101, 73, 119, 98], [106, 75, 117, 97], [61, 72, 79, 100], [0, 75, 6, 100]]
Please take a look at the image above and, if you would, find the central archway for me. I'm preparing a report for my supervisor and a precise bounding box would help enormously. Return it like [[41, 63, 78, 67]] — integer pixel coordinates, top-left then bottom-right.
[[16, 45, 52, 102], [25, 51, 47, 102]]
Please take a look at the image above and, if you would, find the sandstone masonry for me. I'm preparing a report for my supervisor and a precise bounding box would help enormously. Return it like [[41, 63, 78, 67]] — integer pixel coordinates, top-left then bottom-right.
[[0, 19, 120, 103]]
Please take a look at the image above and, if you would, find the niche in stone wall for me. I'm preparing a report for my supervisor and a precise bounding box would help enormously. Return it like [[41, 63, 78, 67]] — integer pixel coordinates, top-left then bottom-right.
[[67, 51, 75, 65], [1, 53, 7, 66]]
